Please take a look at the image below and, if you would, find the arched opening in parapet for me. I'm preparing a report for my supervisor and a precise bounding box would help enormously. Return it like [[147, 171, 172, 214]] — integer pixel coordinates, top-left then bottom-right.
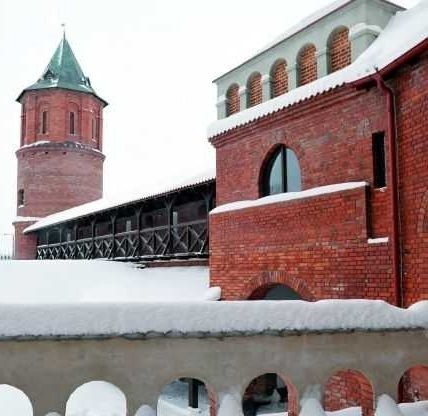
[[0, 384, 33, 416], [398, 365, 428, 406], [134, 404, 156, 416], [327, 26, 351, 74], [323, 369, 374, 416], [65, 381, 126, 416], [157, 377, 217, 416], [242, 373, 298, 416], [248, 283, 303, 300]]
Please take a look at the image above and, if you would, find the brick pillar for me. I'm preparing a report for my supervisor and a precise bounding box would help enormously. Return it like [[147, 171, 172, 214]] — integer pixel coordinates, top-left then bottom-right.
[[216, 95, 227, 119], [239, 86, 247, 111], [261, 74, 271, 102], [316, 47, 330, 78], [288, 63, 298, 90], [13, 221, 38, 260]]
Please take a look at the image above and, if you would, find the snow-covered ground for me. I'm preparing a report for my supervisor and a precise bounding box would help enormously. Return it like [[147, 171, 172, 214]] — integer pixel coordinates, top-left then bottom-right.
[[0, 261, 211, 303], [0, 385, 33, 416], [158, 380, 210, 416], [66, 381, 127, 416]]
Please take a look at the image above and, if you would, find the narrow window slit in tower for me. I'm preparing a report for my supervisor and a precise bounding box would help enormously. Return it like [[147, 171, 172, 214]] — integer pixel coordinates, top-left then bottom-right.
[[17, 189, 25, 207], [372, 132, 386, 188], [41, 110, 48, 134], [92, 117, 96, 140], [70, 112, 75, 135]]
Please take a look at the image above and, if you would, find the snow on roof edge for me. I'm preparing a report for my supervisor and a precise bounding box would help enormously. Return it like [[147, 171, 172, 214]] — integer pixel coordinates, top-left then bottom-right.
[[0, 299, 426, 340], [212, 0, 405, 83], [211, 182, 368, 215], [208, 1, 426, 139], [25, 169, 216, 233]]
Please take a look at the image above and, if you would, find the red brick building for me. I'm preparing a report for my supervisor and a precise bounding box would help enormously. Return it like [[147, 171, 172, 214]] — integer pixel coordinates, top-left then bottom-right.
[[208, 0, 428, 309], [206, 2, 428, 412]]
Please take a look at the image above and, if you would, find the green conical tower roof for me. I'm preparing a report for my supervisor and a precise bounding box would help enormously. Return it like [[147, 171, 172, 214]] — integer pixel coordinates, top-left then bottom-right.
[[17, 34, 107, 106]]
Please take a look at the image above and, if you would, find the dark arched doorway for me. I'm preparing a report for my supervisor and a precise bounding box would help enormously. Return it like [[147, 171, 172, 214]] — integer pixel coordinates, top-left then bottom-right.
[[248, 284, 303, 300]]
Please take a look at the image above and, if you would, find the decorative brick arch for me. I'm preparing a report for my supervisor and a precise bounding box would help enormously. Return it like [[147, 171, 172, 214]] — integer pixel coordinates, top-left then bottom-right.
[[226, 84, 240, 117], [297, 44, 317, 86], [417, 190, 428, 234], [270, 59, 288, 98], [243, 271, 317, 301], [247, 72, 263, 108], [399, 365, 428, 402], [328, 26, 351, 73]]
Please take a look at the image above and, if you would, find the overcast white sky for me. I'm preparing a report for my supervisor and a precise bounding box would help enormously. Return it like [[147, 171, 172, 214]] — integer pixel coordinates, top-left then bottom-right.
[[0, 0, 417, 236]]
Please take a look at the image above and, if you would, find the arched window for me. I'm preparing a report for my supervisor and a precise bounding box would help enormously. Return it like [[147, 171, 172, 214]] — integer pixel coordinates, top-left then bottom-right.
[[328, 27, 351, 73], [69, 112, 75, 135], [226, 84, 240, 116], [261, 146, 301, 196], [297, 44, 317, 86], [270, 59, 288, 98], [247, 72, 262, 108]]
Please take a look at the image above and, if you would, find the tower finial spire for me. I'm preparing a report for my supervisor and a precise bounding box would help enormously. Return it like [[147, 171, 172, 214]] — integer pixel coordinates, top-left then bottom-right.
[[61, 23, 66, 38]]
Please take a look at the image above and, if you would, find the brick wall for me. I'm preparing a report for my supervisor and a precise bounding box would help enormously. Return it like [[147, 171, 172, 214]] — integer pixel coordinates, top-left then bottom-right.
[[298, 44, 317, 86], [394, 52, 428, 306], [324, 370, 374, 416], [226, 84, 240, 116], [210, 186, 394, 301], [13, 222, 38, 260], [210, 85, 396, 301], [212, 87, 387, 207], [20, 89, 104, 151], [248, 73, 263, 107], [329, 27, 351, 73], [400, 366, 428, 402], [16, 146, 104, 219], [271, 60, 288, 97]]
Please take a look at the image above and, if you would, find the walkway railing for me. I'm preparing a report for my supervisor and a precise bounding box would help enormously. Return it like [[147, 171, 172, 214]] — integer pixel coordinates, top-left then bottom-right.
[[36, 220, 208, 260], [0, 233, 14, 260]]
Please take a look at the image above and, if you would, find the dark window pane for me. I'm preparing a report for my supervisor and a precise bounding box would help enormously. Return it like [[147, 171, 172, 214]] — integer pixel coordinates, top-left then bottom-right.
[[17, 189, 24, 207], [70, 112, 75, 135], [372, 132, 386, 188], [42, 111, 48, 134], [269, 150, 284, 195], [286, 149, 302, 192]]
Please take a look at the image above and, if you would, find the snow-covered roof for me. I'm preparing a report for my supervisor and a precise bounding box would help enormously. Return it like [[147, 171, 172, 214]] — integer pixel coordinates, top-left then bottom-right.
[[24, 167, 216, 233], [208, 0, 428, 139], [214, 0, 404, 82], [211, 182, 367, 215], [0, 296, 425, 339], [0, 260, 212, 303]]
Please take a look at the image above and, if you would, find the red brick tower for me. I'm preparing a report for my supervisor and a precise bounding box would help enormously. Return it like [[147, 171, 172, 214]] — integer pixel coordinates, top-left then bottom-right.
[[13, 34, 108, 259]]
